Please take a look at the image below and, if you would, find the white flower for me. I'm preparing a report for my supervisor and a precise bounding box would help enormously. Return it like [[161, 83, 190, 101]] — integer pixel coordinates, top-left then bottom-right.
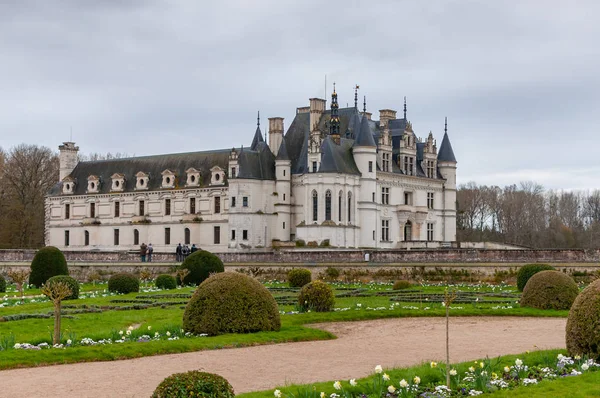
[[333, 381, 341, 390], [320, 393, 325, 398], [557, 354, 564, 360], [430, 361, 438, 368], [449, 369, 457, 376], [387, 385, 396, 393], [118, 330, 124, 335], [66, 339, 72, 345], [399, 379, 408, 388], [504, 366, 510, 373], [382, 373, 390, 381], [126, 330, 131, 336], [413, 376, 420, 384], [574, 355, 581, 360], [515, 359, 523, 367], [582, 363, 589, 371], [274, 390, 282, 398], [127, 326, 133, 331], [349, 379, 357, 387], [479, 362, 484, 368], [166, 331, 171, 337], [147, 326, 152, 331], [468, 366, 475, 372], [374, 365, 383, 374], [154, 332, 159, 337], [14, 343, 21, 349]]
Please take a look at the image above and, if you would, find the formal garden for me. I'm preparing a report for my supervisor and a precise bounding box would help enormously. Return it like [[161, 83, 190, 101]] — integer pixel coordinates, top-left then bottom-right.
[[1, 247, 600, 397]]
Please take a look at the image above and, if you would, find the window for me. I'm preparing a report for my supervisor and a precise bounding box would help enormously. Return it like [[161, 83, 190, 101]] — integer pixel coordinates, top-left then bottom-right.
[[373, 230, 376, 240], [404, 192, 413, 205], [372, 192, 375, 202], [165, 199, 171, 215], [426, 160, 435, 178], [347, 192, 352, 223], [312, 161, 317, 173], [214, 196, 221, 214], [90, 202, 96, 218], [381, 187, 390, 205], [114, 201, 120, 217], [231, 229, 236, 240], [84, 230, 89, 246], [190, 197, 196, 213], [368, 161, 373, 172], [243, 196, 248, 207], [231, 167, 236, 177], [404, 156, 414, 175], [283, 193, 286, 201], [139, 200, 145, 216], [325, 190, 332, 221], [283, 169, 286, 176], [165, 227, 171, 245], [184, 228, 190, 244], [382, 153, 390, 172], [312, 190, 318, 222], [381, 220, 390, 241], [214, 226, 221, 244], [65, 204, 70, 219], [427, 223, 434, 241], [231, 197, 236, 208], [114, 229, 120, 246], [243, 229, 248, 240], [427, 192, 434, 209], [338, 191, 342, 221], [283, 221, 286, 229], [64, 230, 70, 247], [404, 221, 412, 241], [134, 229, 139, 245]]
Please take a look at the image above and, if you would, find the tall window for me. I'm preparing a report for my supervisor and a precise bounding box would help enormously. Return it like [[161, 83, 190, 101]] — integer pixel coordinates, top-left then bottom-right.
[[368, 161, 373, 172], [231, 229, 236, 240], [90, 202, 96, 218], [114, 201, 120, 217], [165, 227, 171, 244], [190, 197, 196, 213], [404, 192, 413, 205], [165, 199, 171, 215], [134, 229, 139, 245], [114, 229, 120, 246], [404, 156, 414, 175], [214, 226, 221, 244], [231, 167, 236, 177], [325, 190, 332, 221], [64, 230, 70, 247], [382, 153, 390, 172], [338, 191, 343, 222], [404, 221, 412, 241], [243, 229, 248, 240], [347, 192, 352, 223], [230, 197, 236, 208], [381, 220, 390, 241], [312, 161, 317, 173], [312, 190, 318, 222], [84, 230, 89, 246], [426, 160, 435, 178], [427, 192, 434, 209], [139, 200, 145, 216], [381, 187, 390, 205], [427, 223, 434, 241], [214, 196, 221, 214], [65, 204, 70, 219], [184, 228, 190, 244], [243, 196, 248, 207]]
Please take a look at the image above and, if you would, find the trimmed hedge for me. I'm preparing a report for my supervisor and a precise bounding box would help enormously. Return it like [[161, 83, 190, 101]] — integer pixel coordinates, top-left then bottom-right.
[[0, 275, 5, 293], [298, 280, 335, 312], [46, 275, 80, 300], [108, 273, 140, 294], [29, 246, 68, 288], [152, 371, 235, 398], [566, 279, 600, 359], [287, 268, 312, 288], [516, 263, 555, 291], [180, 250, 224, 286], [155, 274, 177, 290], [183, 272, 280, 336], [520, 270, 578, 310], [393, 280, 412, 290]]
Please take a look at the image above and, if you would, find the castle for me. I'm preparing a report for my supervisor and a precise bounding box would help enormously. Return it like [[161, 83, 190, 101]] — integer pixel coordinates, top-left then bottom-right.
[[45, 88, 457, 252]]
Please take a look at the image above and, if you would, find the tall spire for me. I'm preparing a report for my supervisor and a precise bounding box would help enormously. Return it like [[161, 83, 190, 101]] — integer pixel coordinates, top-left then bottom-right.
[[257, 110, 260, 128], [330, 82, 340, 142], [354, 84, 360, 108], [363, 96, 366, 113], [403, 96, 407, 120], [444, 116, 448, 134]]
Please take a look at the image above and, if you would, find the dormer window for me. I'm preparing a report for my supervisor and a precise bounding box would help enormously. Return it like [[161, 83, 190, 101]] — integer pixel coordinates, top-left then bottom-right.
[[62, 177, 75, 195], [210, 166, 225, 186], [135, 171, 149, 190], [87, 175, 100, 193], [161, 169, 176, 189], [186, 168, 201, 187], [111, 173, 125, 192]]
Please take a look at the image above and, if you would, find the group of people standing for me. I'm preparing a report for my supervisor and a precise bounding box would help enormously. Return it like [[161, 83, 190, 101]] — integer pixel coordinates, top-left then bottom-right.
[[176, 243, 197, 262], [139, 243, 154, 262]]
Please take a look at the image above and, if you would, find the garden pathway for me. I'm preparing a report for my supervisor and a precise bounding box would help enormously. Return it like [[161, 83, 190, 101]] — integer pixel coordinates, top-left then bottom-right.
[[2, 316, 566, 397]]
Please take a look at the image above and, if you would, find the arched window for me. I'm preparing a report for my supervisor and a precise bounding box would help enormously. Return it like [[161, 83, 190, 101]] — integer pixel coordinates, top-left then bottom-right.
[[325, 190, 332, 221], [338, 191, 343, 222], [133, 229, 139, 245], [312, 190, 318, 222], [184, 228, 191, 245], [404, 221, 413, 241], [84, 230, 89, 246], [347, 192, 352, 223]]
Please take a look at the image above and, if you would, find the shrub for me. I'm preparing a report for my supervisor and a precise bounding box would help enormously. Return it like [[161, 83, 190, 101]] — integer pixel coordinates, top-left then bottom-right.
[[29, 246, 68, 287], [516, 263, 555, 291], [46, 275, 80, 300], [393, 280, 412, 290], [298, 280, 335, 312], [107, 273, 140, 294], [152, 371, 235, 398], [566, 279, 600, 359], [183, 272, 280, 336], [155, 274, 177, 290], [180, 250, 224, 286], [295, 239, 306, 247], [288, 268, 312, 288], [0, 275, 5, 293], [324, 267, 340, 281], [520, 271, 578, 310]]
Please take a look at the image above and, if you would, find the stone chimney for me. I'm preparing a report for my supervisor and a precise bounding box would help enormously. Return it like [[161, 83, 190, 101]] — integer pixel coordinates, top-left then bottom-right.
[[268, 117, 284, 156], [379, 109, 397, 129], [309, 98, 326, 132], [59, 141, 79, 182]]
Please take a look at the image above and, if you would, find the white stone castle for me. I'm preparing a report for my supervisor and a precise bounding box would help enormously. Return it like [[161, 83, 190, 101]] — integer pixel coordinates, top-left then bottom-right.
[[45, 88, 457, 252]]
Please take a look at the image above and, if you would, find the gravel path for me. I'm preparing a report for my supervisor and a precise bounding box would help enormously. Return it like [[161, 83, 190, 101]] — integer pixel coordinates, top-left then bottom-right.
[[1, 316, 566, 397]]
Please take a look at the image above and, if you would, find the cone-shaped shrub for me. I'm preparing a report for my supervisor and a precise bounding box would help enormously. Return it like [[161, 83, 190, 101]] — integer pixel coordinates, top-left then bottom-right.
[[155, 274, 177, 290], [298, 280, 335, 312], [520, 270, 578, 310], [566, 279, 600, 359], [29, 246, 68, 287], [151, 371, 234, 398], [287, 268, 312, 288], [46, 275, 80, 300], [516, 263, 555, 291], [180, 250, 224, 286], [0, 275, 5, 293]]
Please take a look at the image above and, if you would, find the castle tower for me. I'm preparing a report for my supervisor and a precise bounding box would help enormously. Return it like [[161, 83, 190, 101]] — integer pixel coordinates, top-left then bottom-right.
[[275, 139, 292, 241], [59, 141, 79, 182], [398, 99, 417, 176], [307, 98, 326, 172], [378, 109, 395, 172], [329, 84, 341, 144], [268, 117, 284, 156], [437, 117, 457, 242]]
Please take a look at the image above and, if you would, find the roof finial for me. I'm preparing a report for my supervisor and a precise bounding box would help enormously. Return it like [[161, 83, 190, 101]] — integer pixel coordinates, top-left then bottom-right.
[[257, 111, 260, 127], [354, 84, 360, 108], [403, 96, 407, 120], [363, 96, 366, 113], [444, 116, 448, 134], [333, 82, 336, 94]]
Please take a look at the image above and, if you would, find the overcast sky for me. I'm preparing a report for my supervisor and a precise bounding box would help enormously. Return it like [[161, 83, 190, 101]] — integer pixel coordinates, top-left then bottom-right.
[[1, 1, 599, 190]]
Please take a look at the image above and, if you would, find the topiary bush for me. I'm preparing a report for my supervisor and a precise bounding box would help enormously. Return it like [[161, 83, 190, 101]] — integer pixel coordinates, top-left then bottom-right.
[[0, 275, 6, 293], [288, 268, 312, 288], [183, 272, 280, 336], [516, 263, 555, 291], [520, 270, 578, 310], [566, 279, 600, 359], [393, 280, 412, 290], [180, 250, 224, 286], [108, 273, 140, 294], [155, 274, 177, 290], [46, 275, 80, 300], [151, 370, 235, 398], [29, 246, 69, 288], [324, 266, 340, 281], [298, 280, 335, 312]]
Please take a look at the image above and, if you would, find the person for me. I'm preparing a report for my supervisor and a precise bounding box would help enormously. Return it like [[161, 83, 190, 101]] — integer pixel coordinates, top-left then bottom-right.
[[147, 243, 153, 262], [190, 244, 197, 253], [182, 244, 190, 260], [175, 243, 182, 262], [140, 243, 148, 262]]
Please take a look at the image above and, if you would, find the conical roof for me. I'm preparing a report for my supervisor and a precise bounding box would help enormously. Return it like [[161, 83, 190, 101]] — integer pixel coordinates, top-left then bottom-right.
[[276, 137, 290, 161], [437, 132, 457, 162], [250, 126, 264, 150], [353, 113, 376, 147]]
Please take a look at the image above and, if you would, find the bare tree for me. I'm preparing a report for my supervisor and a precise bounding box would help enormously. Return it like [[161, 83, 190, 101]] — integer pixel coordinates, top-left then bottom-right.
[[41, 281, 72, 345], [7, 269, 30, 303]]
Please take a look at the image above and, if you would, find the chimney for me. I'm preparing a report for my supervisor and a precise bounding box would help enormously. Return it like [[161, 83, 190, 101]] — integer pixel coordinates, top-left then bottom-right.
[[58, 141, 79, 182], [362, 112, 372, 120], [309, 98, 326, 132], [378, 109, 397, 129], [268, 117, 284, 156]]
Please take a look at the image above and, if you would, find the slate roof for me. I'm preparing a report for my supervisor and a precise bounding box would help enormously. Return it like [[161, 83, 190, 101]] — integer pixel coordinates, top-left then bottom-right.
[[437, 132, 457, 162], [250, 125, 264, 150], [318, 136, 360, 175], [353, 112, 377, 147], [236, 142, 276, 180], [275, 136, 290, 161]]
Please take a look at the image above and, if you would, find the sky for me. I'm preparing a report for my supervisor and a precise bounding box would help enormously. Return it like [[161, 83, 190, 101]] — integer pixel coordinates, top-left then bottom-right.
[[1, 0, 599, 190]]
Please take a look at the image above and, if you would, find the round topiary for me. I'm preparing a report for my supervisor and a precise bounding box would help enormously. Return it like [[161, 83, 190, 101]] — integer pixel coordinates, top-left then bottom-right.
[[151, 370, 235, 398], [566, 279, 600, 359], [288, 268, 312, 288], [393, 280, 412, 290], [46, 275, 80, 300], [0, 275, 6, 293], [183, 272, 280, 336], [520, 270, 578, 310], [298, 280, 335, 312], [180, 250, 224, 286], [155, 274, 177, 290], [107, 273, 140, 294], [516, 263, 555, 291], [29, 246, 68, 288]]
